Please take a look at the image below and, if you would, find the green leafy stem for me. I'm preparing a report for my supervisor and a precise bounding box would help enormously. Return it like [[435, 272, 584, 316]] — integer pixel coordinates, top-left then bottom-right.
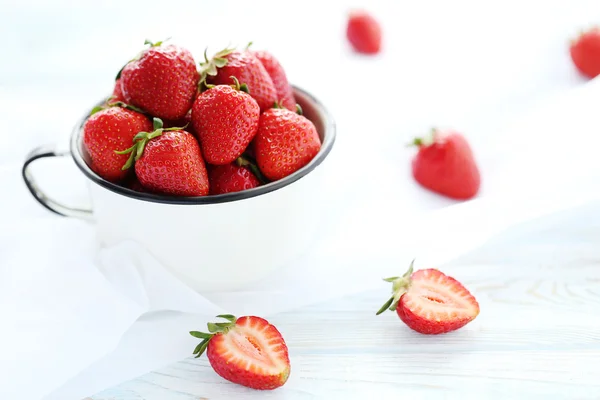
[[189, 314, 238, 358]]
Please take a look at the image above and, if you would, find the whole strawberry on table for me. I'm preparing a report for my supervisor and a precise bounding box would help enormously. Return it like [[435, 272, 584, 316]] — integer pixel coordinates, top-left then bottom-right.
[[82, 39, 322, 197]]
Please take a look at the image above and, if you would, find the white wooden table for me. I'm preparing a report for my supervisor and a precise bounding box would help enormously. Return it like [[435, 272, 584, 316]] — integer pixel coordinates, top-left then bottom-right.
[[5, 2, 600, 399], [88, 203, 600, 399]]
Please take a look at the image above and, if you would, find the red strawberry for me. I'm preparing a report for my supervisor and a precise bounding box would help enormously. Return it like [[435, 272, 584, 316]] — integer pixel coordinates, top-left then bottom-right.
[[570, 27, 600, 79], [254, 106, 321, 181], [111, 78, 125, 102], [377, 261, 480, 334], [252, 50, 296, 111], [346, 10, 382, 54], [201, 48, 277, 111], [117, 118, 209, 196], [120, 40, 199, 120], [209, 162, 260, 195], [192, 78, 260, 165], [82, 106, 152, 183], [190, 314, 290, 390], [411, 129, 480, 200]]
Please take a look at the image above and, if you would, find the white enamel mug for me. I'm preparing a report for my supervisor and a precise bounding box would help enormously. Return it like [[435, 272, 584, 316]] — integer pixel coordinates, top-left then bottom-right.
[[22, 86, 336, 292]]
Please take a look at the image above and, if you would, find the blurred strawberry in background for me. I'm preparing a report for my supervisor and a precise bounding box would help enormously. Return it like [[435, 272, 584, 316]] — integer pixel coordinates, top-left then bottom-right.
[[346, 9, 382, 54], [570, 27, 600, 79]]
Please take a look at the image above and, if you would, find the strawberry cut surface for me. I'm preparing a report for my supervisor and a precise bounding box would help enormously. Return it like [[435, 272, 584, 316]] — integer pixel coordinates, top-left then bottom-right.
[[397, 269, 480, 334], [377, 262, 480, 335], [191, 315, 290, 390]]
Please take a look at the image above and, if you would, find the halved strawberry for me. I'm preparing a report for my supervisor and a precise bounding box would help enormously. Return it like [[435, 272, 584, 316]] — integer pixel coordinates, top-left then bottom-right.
[[376, 261, 480, 334], [190, 315, 290, 390]]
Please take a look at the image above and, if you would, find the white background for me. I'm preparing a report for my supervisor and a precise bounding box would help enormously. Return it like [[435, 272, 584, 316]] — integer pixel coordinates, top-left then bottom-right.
[[2, 0, 600, 399]]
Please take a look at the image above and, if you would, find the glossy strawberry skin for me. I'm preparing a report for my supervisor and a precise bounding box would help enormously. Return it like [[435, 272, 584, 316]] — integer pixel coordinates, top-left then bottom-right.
[[253, 50, 296, 111], [121, 45, 199, 120], [254, 108, 321, 181], [134, 130, 209, 196], [412, 131, 480, 200], [570, 28, 600, 78], [111, 79, 125, 102], [206, 316, 290, 390], [347, 10, 382, 54], [192, 85, 260, 165], [83, 107, 152, 183], [209, 163, 260, 195], [396, 269, 480, 334], [208, 51, 277, 111]]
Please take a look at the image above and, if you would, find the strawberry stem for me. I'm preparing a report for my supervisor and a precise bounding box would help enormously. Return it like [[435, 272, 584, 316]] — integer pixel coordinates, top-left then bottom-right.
[[296, 104, 303, 115], [229, 76, 249, 93], [190, 314, 238, 358], [376, 259, 415, 315]]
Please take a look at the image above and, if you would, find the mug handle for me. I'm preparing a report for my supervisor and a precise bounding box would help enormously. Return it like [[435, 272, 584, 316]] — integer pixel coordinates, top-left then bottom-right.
[[22, 145, 93, 220]]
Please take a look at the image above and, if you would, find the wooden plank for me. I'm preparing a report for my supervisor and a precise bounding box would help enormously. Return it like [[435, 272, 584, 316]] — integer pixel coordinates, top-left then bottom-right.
[[90, 256, 600, 399]]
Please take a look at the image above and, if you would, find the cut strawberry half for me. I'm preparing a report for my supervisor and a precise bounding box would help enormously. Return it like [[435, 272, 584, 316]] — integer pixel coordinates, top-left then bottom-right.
[[376, 261, 480, 334], [190, 315, 290, 390]]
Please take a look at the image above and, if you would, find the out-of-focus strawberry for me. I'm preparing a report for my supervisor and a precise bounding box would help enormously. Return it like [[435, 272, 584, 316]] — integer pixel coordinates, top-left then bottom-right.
[[411, 129, 480, 200], [346, 10, 382, 54], [570, 27, 600, 78]]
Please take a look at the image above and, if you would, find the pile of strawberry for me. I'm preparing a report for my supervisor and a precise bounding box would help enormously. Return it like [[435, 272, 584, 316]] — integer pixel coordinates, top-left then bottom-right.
[[82, 40, 322, 196]]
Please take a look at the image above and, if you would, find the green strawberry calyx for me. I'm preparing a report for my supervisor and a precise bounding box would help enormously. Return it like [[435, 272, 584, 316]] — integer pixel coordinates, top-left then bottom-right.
[[115, 117, 187, 170], [375, 259, 415, 315], [198, 46, 236, 88], [410, 128, 438, 147], [189, 314, 238, 358], [89, 99, 145, 116], [236, 154, 268, 185]]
